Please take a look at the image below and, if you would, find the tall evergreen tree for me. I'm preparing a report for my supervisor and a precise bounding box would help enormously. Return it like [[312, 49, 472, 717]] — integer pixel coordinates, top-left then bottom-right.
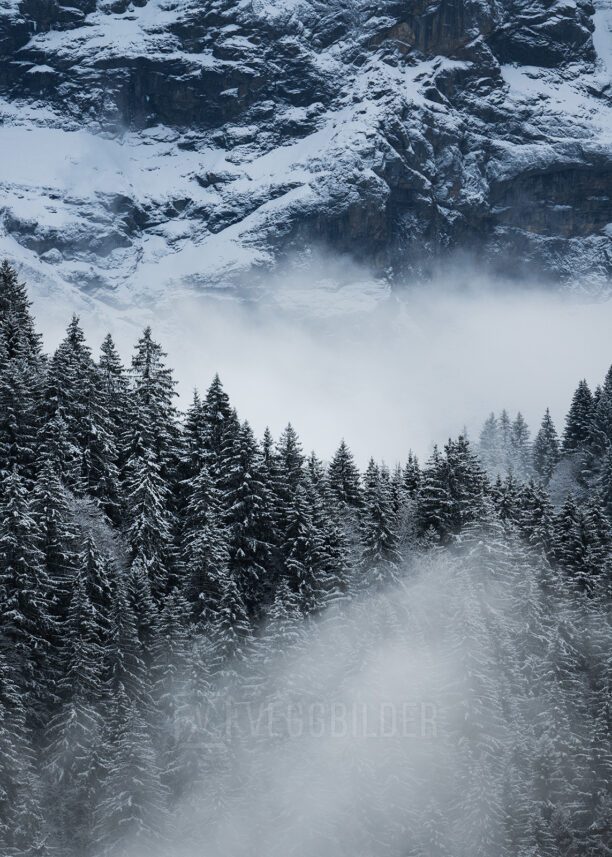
[[328, 440, 361, 508], [553, 495, 583, 579], [276, 423, 305, 495], [304, 457, 349, 606], [533, 408, 560, 484], [0, 260, 43, 361], [44, 317, 119, 505], [418, 445, 450, 541], [177, 390, 208, 500], [509, 412, 532, 480], [479, 413, 500, 476], [0, 330, 41, 481], [0, 468, 54, 721], [105, 569, 147, 711], [202, 373, 235, 467], [359, 459, 402, 588], [31, 459, 79, 601], [124, 446, 175, 601], [582, 365, 612, 483], [282, 483, 321, 613], [44, 565, 106, 855], [96, 334, 128, 520], [517, 480, 555, 560], [402, 450, 421, 499], [95, 688, 168, 857], [223, 422, 273, 616], [78, 537, 114, 652], [123, 327, 179, 497], [0, 651, 44, 855], [180, 462, 230, 626], [444, 435, 489, 536], [562, 380, 594, 454]]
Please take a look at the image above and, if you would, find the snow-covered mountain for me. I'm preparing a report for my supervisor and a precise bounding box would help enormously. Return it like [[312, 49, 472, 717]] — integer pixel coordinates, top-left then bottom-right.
[[0, 0, 611, 305]]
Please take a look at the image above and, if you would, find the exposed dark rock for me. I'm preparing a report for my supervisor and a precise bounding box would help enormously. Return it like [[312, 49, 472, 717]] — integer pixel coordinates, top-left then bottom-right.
[[0, 0, 609, 295]]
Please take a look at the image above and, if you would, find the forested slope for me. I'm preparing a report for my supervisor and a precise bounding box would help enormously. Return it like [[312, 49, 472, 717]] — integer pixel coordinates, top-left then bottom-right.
[[0, 261, 610, 856]]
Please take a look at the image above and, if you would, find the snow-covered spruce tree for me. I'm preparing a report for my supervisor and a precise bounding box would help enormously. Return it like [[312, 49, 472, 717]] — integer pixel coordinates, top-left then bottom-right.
[[328, 439, 362, 509], [43, 563, 106, 855], [444, 435, 489, 536], [31, 459, 80, 611], [124, 327, 179, 479], [601, 447, 612, 519], [389, 461, 405, 513], [30, 460, 81, 706], [151, 587, 194, 801], [516, 479, 556, 561], [276, 422, 305, 495], [36, 408, 80, 486], [304, 452, 349, 607], [553, 495, 585, 583], [96, 334, 129, 521], [0, 262, 45, 481], [121, 329, 179, 594], [533, 408, 561, 485], [509, 412, 532, 481], [258, 426, 292, 579], [358, 459, 402, 589], [450, 514, 512, 857], [0, 329, 42, 483], [210, 567, 253, 672], [549, 492, 610, 592], [402, 450, 421, 498], [0, 467, 54, 724], [104, 565, 148, 715], [0, 261, 43, 360], [43, 315, 95, 492], [528, 594, 593, 854], [263, 576, 303, 656], [0, 650, 45, 855], [418, 437, 490, 543], [498, 409, 513, 474], [43, 317, 113, 497], [417, 445, 450, 542], [281, 482, 320, 613], [581, 365, 612, 484], [77, 537, 115, 652], [180, 461, 231, 626], [562, 379, 595, 455], [575, 494, 611, 591], [176, 390, 209, 508], [272, 422, 307, 570], [98, 333, 128, 425], [124, 445, 175, 602], [490, 473, 521, 525], [479, 412, 500, 477], [94, 686, 168, 857], [201, 373, 236, 470], [222, 421, 274, 617], [126, 556, 159, 661]]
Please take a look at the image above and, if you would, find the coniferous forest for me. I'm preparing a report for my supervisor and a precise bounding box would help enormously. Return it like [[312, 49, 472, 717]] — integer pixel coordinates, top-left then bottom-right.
[[0, 260, 610, 857]]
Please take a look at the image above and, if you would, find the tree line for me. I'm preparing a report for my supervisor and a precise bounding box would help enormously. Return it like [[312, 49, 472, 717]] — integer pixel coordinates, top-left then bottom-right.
[[0, 261, 610, 856]]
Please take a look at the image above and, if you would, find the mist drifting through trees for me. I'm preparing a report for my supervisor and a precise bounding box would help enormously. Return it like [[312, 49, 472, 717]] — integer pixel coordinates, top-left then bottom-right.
[[0, 261, 610, 857]]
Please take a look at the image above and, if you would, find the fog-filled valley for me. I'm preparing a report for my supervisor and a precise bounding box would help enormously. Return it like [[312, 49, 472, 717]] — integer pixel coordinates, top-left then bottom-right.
[[100, 552, 609, 857], [0, 261, 610, 857], [29, 268, 612, 465], [1, 0, 611, 846]]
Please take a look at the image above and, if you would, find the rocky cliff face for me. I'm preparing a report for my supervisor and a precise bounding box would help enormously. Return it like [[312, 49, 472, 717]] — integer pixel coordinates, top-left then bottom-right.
[[0, 0, 610, 303]]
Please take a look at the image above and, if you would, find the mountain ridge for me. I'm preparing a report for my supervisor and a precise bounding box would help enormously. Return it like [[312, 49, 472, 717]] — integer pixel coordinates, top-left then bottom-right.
[[0, 0, 611, 304]]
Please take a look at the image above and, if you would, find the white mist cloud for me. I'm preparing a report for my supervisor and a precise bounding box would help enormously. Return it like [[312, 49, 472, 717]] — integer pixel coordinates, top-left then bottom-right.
[[31, 265, 612, 465], [122, 542, 602, 857]]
